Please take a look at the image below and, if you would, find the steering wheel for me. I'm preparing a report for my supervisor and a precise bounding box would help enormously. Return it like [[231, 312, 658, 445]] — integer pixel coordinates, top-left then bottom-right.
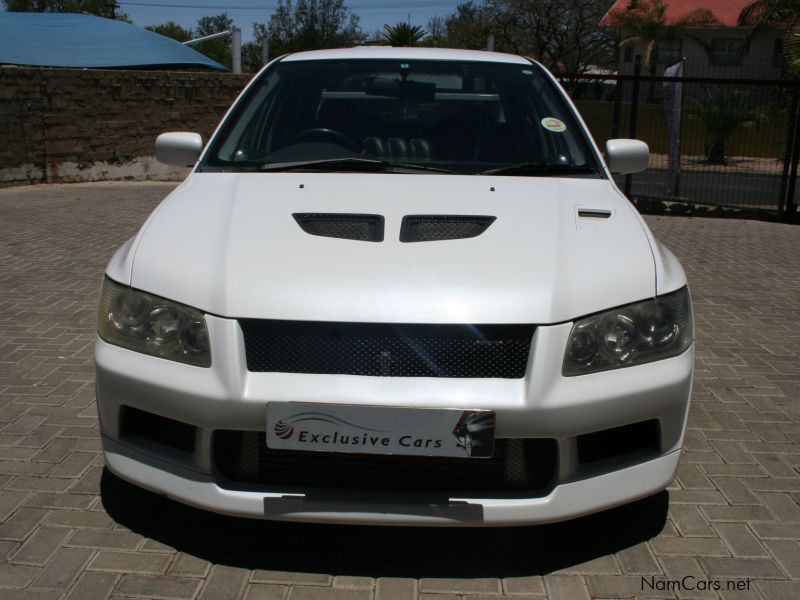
[[287, 128, 360, 152]]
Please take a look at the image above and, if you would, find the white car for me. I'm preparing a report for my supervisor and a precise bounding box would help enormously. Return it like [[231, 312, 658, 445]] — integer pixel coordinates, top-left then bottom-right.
[[95, 47, 693, 526]]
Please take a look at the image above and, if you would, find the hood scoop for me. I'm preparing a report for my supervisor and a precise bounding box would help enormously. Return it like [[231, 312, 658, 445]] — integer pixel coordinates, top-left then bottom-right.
[[400, 215, 496, 243], [293, 213, 384, 242]]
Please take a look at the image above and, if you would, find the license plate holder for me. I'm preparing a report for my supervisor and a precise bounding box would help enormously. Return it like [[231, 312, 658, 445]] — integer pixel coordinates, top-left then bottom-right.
[[266, 402, 495, 458]]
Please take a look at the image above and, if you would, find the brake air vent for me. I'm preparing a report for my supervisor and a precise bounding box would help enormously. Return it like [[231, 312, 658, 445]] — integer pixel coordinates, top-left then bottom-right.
[[400, 215, 496, 243], [293, 213, 384, 242]]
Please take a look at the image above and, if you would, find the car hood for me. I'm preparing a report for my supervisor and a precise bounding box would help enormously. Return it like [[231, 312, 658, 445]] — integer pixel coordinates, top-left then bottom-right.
[[126, 173, 656, 324]]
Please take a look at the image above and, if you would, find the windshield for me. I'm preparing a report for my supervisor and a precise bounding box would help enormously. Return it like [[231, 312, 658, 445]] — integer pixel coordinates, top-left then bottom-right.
[[202, 58, 602, 176]]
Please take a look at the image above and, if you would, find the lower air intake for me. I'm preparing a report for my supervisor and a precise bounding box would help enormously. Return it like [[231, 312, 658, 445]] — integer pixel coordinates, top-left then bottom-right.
[[293, 213, 384, 242], [239, 320, 535, 378], [400, 215, 496, 242], [214, 431, 557, 495]]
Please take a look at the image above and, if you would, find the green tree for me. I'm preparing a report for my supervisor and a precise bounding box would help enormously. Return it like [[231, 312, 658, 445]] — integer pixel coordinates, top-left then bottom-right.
[[2, 0, 128, 20], [383, 22, 426, 47], [688, 88, 766, 164], [253, 0, 364, 57], [194, 13, 234, 69], [439, 1, 493, 50], [739, 0, 800, 72], [144, 21, 192, 43], [241, 40, 266, 73]]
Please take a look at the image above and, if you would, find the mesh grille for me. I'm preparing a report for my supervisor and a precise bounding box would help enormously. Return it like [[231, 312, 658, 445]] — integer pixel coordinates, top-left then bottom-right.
[[293, 213, 384, 242], [400, 215, 496, 242], [239, 321, 535, 378], [214, 431, 557, 494]]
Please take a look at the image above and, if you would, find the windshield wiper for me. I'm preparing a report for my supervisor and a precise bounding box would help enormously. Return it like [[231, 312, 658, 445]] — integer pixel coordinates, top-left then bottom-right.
[[481, 162, 598, 176], [261, 157, 452, 174], [261, 157, 389, 172]]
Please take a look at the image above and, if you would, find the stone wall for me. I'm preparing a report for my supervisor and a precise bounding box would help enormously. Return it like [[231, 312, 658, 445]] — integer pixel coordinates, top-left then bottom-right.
[[0, 67, 252, 186]]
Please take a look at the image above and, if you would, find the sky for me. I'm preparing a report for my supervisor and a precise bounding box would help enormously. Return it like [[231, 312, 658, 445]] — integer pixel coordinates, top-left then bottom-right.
[[116, 1, 465, 42]]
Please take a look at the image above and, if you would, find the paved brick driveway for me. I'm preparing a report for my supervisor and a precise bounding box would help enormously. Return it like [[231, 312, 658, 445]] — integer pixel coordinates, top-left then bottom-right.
[[1, 182, 799, 600]]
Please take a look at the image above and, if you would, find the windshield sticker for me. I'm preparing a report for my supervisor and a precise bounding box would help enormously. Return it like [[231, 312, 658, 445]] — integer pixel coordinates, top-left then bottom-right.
[[541, 117, 567, 133]]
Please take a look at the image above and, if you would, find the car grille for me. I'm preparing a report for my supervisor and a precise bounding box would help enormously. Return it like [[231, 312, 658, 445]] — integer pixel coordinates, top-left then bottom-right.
[[213, 431, 557, 494], [239, 321, 535, 378]]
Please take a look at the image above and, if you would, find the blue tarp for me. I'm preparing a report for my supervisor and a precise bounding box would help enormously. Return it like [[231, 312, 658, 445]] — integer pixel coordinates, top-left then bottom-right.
[[0, 12, 227, 71]]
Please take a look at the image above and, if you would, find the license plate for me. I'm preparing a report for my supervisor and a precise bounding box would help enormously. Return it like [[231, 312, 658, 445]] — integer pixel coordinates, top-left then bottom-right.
[[266, 402, 495, 458]]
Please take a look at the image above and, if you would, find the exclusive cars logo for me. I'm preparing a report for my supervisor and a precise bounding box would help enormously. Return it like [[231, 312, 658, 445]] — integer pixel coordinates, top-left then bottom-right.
[[273, 411, 383, 440]]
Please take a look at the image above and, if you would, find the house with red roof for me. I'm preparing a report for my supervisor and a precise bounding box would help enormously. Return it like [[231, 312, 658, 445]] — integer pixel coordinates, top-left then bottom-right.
[[601, 0, 789, 77]]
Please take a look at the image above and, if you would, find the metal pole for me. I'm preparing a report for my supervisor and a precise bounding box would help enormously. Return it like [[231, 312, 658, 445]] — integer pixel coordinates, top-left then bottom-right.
[[611, 77, 623, 139], [487, 35, 495, 52], [624, 55, 642, 198], [232, 27, 242, 74], [261, 38, 269, 67], [784, 95, 800, 219], [779, 88, 799, 212]]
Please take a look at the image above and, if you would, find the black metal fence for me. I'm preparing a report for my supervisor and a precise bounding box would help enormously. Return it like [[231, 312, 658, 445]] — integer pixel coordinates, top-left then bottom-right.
[[557, 60, 800, 217]]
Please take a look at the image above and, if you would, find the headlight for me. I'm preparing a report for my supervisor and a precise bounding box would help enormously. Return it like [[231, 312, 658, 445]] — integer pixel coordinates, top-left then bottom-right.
[[97, 278, 211, 367], [563, 287, 692, 376]]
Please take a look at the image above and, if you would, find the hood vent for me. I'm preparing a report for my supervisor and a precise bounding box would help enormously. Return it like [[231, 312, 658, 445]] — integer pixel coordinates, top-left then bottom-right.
[[400, 215, 496, 243], [293, 213, 384, 242]]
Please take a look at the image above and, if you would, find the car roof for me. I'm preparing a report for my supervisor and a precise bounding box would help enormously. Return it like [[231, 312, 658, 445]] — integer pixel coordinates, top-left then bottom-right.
[[282, 46, 531, 65]]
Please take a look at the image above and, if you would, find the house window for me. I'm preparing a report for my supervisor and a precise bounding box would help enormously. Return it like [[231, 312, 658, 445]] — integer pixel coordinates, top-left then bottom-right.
[[711, 38, 744, 66], [656, 39, 682, 64], [623, 44, 633, 63]]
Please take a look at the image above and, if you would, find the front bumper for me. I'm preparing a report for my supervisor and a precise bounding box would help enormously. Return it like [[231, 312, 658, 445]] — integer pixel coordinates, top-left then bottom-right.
[[95, 315, 693, 526]]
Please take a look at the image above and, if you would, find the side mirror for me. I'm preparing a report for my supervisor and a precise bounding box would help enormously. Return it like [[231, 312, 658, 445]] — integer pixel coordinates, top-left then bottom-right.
[[604, 139, 649, 174], [155, 132, 203, 167]]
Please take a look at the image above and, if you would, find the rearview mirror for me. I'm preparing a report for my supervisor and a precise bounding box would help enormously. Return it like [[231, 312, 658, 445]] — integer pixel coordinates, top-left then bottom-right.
[[155, 132, 203, 167], [604, 139, 649, 174]]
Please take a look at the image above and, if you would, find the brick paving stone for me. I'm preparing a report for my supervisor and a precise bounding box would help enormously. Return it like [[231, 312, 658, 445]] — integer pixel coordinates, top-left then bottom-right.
[[199, 565, 250, 599], [43, 508, 113, 529], [585, 574, 674, 599], [30, 547, 93, 591], [616, 543, 663, 575], [288, 587, 371, 600], [333, 576, 374, 590], [66, 529, 141, 550], [754, 580, 800, 600], [544, 575, 590, 600], [24, 491, 95, 510], [650, 536, 729, 557], [700, 557, 786, 579], [114, 573, 203, 599], [65, 572, 120, 600], [0, 563, 42, 589], [417, 594, 458, 600], [0, 489, 30, 520], [168, 552, 211, 578], [419, 578, 501, 594], [501, 576, 545, 596], [245, 584, 289, 600], [762, 540, 800, 579], [7, 475, 73, 492], [88, 550, 172, 574], [712, 524, 768, 558], [8, 525, 72, 565], [755, 492, 800, 522], [376, 577, 416, 600], [0, 507, 49, 541], [251, 571, 333, 586]]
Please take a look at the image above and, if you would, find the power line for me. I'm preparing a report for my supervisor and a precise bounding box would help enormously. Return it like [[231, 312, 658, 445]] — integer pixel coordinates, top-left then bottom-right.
[[119, 1, 461, 9]]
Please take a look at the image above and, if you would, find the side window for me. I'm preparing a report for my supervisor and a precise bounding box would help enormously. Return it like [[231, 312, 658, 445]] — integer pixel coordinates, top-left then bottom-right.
[[657, 39, 682, 65], [711, 39, 744, 66]]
